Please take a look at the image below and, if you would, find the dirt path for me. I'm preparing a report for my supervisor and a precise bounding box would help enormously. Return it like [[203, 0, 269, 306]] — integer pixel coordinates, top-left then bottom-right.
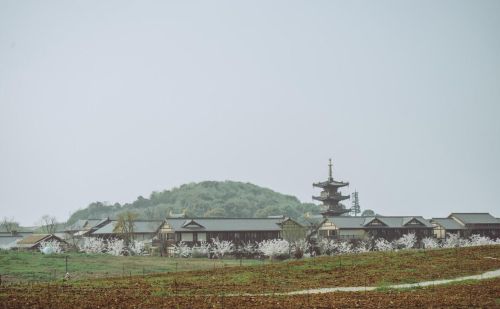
[[281, 268, 500, 295], [225, 268, 500, 296]]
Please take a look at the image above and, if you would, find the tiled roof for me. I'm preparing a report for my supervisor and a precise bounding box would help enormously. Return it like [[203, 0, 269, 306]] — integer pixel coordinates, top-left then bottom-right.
[[324, 216, 433, 229], [0, 232, 33, 237], [431, 218, 466, 230], [164, 218, 287, 232], [16, 234, 66, 249], [16, 234, 51, 245], [65, 219, 108, 232], [65, 220, 87, 231], [449, 213, 499, 225], [92, 220, 163, 235]]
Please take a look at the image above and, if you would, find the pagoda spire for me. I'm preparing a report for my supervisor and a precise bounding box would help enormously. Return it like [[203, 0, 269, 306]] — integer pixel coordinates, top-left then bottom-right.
[[328, 158, 333, 181], [313, 159, 350, 217]]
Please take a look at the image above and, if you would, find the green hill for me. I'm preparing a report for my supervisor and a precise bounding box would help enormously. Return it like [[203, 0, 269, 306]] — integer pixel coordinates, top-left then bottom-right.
[[67, 181, 321, 224]]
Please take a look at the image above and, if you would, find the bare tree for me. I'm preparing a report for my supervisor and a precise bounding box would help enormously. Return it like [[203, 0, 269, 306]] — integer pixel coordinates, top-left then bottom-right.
[[115, 211, 138, 246], [0, 217, 20, 233], [39, 215, 58, 234]]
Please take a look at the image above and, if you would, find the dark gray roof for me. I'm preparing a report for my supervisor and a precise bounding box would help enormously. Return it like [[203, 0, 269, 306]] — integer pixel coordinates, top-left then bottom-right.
[[92, 220, 163, 235], [431, 218, 466, 230], [66, 219, 108, 232], [449, 213, 499, 225], [15, 234, 66, 248], [0, 232, 33, 237], [313, 180, 349, 188], [164, 218, 286, 232], [0, 238, 19, 249], [0, 232, 33, 248], [324, 216, 433, 229], [66, 220, 86, 231]]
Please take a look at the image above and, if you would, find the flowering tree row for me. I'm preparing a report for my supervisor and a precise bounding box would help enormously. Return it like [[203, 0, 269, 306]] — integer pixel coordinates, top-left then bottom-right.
[[37, 234, 500, 258], [39, 237, 147, 256], [77, 237, 146, 256], [171, 234, 500, 259]]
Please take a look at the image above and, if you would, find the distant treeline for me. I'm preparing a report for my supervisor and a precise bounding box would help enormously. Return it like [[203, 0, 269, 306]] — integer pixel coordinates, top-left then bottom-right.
[[67, 181, 324, 224]]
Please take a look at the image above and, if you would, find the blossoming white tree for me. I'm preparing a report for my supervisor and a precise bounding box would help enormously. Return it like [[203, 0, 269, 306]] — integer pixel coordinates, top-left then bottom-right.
[[467, 234, 496, 247], [318, 238, 336, 256], [422, 237, 439, 249], [333, 240, 353, 254], [211, 238, 233, 258], [39, 239, 63, 254], [129, 240, 146, 256], [173, 241, 192, 258], [107, 238, 126, 256], [258, 239, 290, 259], [241, 242, 257, 258], [355, 239, 372, 253], [394, 233, 416, 250], [374, 238, 393, 251], [441, 233, 462, 248], [80, 237, 107, 254], [191, 241, 211, 258]]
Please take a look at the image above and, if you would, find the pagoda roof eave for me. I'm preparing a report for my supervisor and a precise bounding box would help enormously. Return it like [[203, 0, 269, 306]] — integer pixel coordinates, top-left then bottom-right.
[[313, 180, 349, 188], [313, 195, 350, 202], [321, 209, 351, 217]]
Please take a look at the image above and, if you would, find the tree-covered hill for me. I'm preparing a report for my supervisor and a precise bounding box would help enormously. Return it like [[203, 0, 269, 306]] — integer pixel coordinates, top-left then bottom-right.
[[67, 181, 322, 224]]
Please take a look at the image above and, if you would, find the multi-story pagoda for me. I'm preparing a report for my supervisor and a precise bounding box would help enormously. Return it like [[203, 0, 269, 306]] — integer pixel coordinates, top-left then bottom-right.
[[313, 159, 350, 217]]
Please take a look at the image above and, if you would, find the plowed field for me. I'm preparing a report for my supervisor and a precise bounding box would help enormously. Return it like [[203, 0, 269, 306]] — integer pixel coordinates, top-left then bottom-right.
[[1, 278, 499, 308]]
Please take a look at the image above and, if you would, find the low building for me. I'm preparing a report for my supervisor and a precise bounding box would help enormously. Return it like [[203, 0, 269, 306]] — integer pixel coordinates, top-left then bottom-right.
[[430, 218, 467, 239], [318, 216, 433, 241], [431, 213, 500, 239], [91, 220, 163, 241], [157, 217, 305, 250], [14, 234, 68, 251]]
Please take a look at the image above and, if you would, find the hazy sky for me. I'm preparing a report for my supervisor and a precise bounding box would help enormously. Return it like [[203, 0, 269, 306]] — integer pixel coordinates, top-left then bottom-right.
[[1, 1, 499, 225]]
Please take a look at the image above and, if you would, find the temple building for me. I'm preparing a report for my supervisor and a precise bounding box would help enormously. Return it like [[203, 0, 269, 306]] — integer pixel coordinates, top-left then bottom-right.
[[431, 213, 500, 239], [313, 159, 351, 217], [156, 217, 305, 255], [318, 215, 434, 241]]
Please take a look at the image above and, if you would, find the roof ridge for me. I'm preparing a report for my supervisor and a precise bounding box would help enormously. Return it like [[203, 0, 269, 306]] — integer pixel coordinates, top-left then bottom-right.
[[166, 217, 285, 220]]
